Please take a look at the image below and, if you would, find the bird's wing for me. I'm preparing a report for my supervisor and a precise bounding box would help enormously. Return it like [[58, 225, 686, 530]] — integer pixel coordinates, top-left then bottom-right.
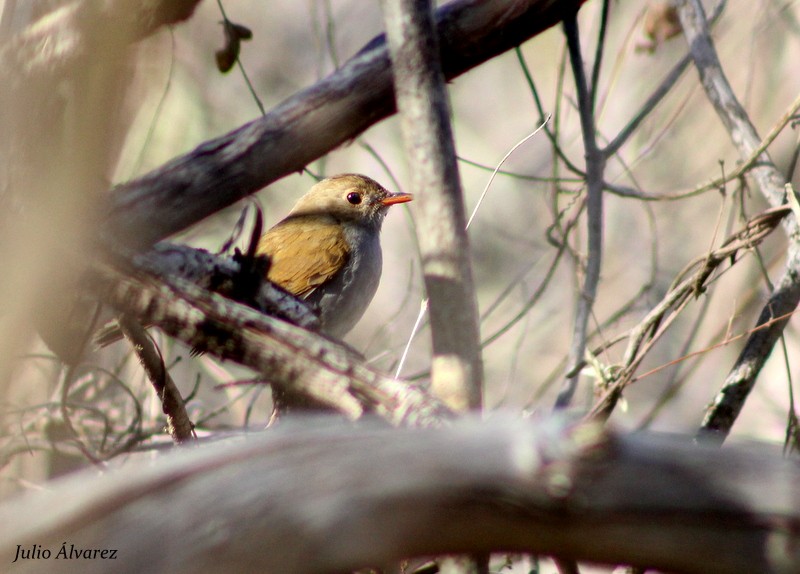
[[257, 215, 350, 299]]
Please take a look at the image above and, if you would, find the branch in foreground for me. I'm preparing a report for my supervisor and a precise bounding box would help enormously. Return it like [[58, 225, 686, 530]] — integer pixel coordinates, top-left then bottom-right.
[[382, 4, 485, 571], [87, 259, 451, 428], [1, 417, 797, 573], [0, 0, 201, 83], [104, 0, 588, 249], [0, 1, 201, 368]]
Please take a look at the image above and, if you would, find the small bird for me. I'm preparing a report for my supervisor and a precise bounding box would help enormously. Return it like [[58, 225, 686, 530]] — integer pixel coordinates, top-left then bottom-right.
[[257, 174, 412, 337], [93, 174, 410, 348]]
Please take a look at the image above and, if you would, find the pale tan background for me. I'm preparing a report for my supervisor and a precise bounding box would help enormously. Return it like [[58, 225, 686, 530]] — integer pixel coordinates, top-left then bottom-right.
[[3, 0, 800, 502], [2, 1, 800, 572], [111, 0, 800, 439]]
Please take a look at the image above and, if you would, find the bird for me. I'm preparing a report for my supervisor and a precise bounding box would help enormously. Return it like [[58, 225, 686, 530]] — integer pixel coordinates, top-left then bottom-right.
[[257, 173, 412, 337], [92, 174, 411, 349]]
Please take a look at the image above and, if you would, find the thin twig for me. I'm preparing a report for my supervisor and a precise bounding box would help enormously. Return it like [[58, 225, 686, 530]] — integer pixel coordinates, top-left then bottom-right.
[[589, 0, 611, 111], [515, 47, 585, 177], [466, 118, 551, 230], [586, 205, 791, 421], [118, 315, 195, 444], [604, 0, 726, 157], [395, 299, 428, 380], [674, 0, 798, 444], [555, 10, 606, 410]]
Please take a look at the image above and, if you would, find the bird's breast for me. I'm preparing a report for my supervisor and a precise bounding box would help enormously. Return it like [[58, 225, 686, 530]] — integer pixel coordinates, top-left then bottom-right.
[[309, 223, 382, 337]]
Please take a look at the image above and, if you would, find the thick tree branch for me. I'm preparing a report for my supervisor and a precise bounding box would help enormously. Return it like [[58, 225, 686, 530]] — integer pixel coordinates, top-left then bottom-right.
[[103, 0, 588, 250], [93, 242, 320, 346], [2, 417, 798, 573], [87, 259, 452, 428]]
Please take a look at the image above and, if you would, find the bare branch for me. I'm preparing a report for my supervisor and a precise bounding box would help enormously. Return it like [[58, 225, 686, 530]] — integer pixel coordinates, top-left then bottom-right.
[[698, 252, 800, 444], [94, 242, 320, 346], [675, 0, 800, 443], [382, 0, 482, 412], [117, 315, 195, 444], [604, 0, 726, 157], [2, 417, 798, 573], [588, 205, 791, 421], [103, 0, 589, 250], [677, 0, 786, 210], [555, 10, 606, 409], [87, 260, 452, 428]]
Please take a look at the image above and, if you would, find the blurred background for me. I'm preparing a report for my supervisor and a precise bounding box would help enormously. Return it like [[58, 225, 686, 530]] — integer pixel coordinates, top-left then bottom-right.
[[2, 0, 800, 556]]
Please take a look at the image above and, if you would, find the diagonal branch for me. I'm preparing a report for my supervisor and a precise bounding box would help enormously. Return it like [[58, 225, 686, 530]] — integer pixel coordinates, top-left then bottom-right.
[[103, 0, 588, 250], [117, 315, 195, 444], [588, 206, 792, 422], [93, 242, 320, 347], [87, 259, 452, 428], [675, 0, 799, 444]]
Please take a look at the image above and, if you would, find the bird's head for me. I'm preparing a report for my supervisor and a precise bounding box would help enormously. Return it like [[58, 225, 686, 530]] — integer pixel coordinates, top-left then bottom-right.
[[289, 174, 413, 230]]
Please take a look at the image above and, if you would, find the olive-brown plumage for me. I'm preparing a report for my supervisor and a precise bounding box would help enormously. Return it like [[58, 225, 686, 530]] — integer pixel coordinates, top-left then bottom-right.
[[257, 174, 412, 337]]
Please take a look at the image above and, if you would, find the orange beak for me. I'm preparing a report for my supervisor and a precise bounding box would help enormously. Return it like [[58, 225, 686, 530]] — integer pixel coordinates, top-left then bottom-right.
[[381, 192, 413, 206]]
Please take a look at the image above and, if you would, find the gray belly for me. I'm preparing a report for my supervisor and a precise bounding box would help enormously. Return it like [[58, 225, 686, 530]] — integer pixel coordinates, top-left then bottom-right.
[[307, 225, 382, 337]]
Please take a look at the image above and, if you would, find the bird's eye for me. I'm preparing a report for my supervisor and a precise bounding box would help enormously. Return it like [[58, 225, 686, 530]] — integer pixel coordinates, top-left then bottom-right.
[[346, 192, 362, 205]]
